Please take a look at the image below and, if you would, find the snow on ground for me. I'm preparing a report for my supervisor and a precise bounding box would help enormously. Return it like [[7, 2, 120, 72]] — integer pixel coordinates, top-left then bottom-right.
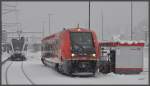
[[1, 52, 11, 62], [2, 47, 149, 85], [20, 57, 149, 85], [3, 61, 31, 84], [26, 50, 41, 60], [2, 61, 11, 84]]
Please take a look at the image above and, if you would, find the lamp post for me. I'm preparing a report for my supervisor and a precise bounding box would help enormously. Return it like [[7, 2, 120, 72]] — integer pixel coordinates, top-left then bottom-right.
[[89, 0, 91, 30]]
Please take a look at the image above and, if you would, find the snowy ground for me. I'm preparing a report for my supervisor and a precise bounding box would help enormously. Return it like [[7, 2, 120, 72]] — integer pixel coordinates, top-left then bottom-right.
[[2, 47, 149, 85], [1, 52, 11, 62]]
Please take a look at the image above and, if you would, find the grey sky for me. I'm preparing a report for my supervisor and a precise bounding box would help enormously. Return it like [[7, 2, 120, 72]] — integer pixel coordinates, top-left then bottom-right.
[[2, 1, 148, 41]]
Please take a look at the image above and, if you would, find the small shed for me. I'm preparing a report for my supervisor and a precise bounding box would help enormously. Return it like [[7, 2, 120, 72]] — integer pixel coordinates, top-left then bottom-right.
[[99, 41, 144, 74]]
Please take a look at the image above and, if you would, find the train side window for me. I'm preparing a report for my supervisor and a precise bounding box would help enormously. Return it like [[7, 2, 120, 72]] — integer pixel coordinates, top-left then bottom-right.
[[45, 44, 47, 50], [56, 39, 60, 48], [43, 44, 47, 51], [48, 44, 50, 50], [49, 44, 51, 50], [45, 43, 49, 51], [42, 44, 45, 51], [54, 40, 57, 50]]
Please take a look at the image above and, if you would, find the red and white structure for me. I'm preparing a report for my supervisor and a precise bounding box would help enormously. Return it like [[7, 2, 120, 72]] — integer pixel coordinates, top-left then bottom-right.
[[100, 41, 144, 74]]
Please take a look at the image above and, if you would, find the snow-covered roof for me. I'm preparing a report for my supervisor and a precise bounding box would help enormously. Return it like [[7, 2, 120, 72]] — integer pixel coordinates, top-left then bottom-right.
[[100, 40, 145, 47]]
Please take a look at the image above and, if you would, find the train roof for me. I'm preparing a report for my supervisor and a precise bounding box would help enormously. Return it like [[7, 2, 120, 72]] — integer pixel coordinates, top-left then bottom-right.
[[42, 28, 94, 41], [65, 28, 94, 32]]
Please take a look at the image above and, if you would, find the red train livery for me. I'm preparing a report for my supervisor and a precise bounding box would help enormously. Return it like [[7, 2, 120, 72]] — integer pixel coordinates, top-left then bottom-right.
[[41, 28, 100, 75]]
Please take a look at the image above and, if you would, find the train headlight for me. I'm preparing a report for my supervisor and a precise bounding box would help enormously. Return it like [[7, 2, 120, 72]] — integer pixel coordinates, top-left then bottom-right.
[[77, 29, 81, 31], [71, 53, 75, 57], [92, 53, 96, 57]]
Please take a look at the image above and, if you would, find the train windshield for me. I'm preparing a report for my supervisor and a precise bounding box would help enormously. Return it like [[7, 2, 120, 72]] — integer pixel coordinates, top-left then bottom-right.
[[70, 32, 95, 53]]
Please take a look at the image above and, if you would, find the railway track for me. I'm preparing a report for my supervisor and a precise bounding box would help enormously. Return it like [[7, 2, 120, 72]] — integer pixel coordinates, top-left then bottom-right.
[[5, 61, 13, 85], [2, 57, 10, 65], [21, 61, 35, 84], [4, 60, 35, 85]]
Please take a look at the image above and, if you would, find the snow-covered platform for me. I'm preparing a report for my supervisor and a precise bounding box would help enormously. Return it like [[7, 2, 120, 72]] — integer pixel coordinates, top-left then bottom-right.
[[2, 47, 149, 85]]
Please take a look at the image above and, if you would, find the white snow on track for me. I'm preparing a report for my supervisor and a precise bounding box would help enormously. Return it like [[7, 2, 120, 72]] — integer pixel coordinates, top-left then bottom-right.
[[2, 47, 149, 85], [2, 61, 32, 85]]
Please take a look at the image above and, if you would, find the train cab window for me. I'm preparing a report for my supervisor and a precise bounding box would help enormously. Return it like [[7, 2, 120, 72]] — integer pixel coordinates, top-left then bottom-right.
[[70, 32, 94, 49], [70, 32, 95, 54]]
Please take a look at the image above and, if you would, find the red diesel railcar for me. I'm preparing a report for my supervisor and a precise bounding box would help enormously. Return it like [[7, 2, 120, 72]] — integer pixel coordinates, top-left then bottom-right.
[[41, 28, 100, 76]]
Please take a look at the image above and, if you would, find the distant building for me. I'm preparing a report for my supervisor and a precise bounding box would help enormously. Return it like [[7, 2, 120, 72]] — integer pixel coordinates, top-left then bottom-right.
[[2, 30, 7, 43]]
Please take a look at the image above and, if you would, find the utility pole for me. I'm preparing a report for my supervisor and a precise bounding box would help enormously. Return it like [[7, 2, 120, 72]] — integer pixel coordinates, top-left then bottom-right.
[[17, 29, 22, 40], [48, 13, 53, 35], [89, 0, 91, 30], [101, 9, 104, 41], [15, 2, 21, 40], [48, 14, 51, 35], [131, 1, 133, 40], [42, 21, 45, 38], [15, 2, 19, 32]]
